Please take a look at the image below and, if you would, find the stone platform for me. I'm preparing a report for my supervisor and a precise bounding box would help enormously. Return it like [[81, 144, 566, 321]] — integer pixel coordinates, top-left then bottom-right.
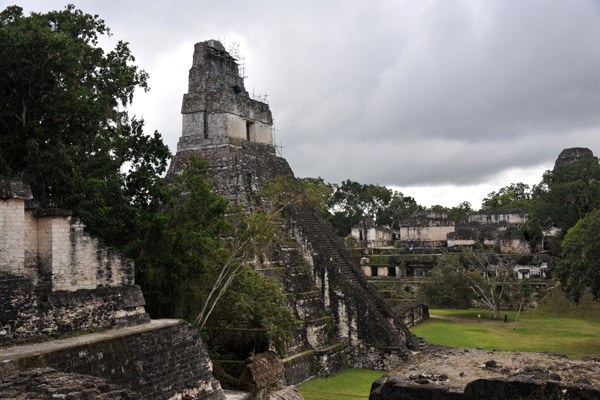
[[369, 345, 600, 399], [0, 319, 225, 399]]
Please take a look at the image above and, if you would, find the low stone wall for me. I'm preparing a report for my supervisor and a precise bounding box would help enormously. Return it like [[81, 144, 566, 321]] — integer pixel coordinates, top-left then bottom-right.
[[369, 345, 600, 400], [0, 278, 149, 346], [395, 302, 429, 328], [279, 344, 345, 386], [369, 376, 600, 399], [0, 320, 225, 400]]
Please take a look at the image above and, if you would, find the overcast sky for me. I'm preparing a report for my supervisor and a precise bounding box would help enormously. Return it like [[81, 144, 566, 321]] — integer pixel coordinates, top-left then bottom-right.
[[16, 0, 600, 208]]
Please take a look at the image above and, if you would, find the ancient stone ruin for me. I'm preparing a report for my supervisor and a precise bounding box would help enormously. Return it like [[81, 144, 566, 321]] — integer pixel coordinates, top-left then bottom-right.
[[0, 177, 148, 343], [167, 40, 422, 386], [369, 345, 600, 399], [0, 177, 225, 399], [351, 206, 554, 318], [554, 147, 595, 167]]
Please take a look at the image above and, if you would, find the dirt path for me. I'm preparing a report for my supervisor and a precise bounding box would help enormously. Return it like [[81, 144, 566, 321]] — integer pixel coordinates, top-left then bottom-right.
[[429, 314, 467, 322]]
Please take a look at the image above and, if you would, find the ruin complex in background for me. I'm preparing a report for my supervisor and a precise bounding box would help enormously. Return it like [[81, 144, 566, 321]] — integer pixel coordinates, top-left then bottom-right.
[[350, 148, 599, 315]]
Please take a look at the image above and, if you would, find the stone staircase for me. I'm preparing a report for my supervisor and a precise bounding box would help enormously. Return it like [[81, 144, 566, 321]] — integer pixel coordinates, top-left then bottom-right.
[[289, 206, 408, 322], [416, 336, 429, 350], [287, 206, 423, 362], [255, 240, 345, 385]]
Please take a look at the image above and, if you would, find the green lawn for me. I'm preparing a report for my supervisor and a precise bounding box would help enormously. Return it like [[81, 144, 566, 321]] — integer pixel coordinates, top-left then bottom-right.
[[411, 308, 600, 359], [298, 287, 600, 398], [297, 368, 385, 400]]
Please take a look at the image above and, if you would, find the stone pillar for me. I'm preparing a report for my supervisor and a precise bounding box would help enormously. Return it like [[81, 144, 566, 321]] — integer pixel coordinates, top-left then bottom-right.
[[0, 178, 33, 278]]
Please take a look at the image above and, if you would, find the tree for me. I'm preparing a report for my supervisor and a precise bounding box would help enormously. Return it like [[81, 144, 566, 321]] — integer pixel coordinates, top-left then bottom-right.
[[513, 278, 532, 328], [419, 260, 475, 308], [378, 192, 421, 231], [0, 5, 170, 247], [436, 251, 519, 318], [526, 157, 600, 252], [481, 183, 532, 211], [328, 179, 421, 236], [134, 157, 293, 352], [429, 201, 473, 224], [297, 176, 334, 217], [447, 201, 473, 224], [556, 208, 600, 303], [134, 156, 230, 319]]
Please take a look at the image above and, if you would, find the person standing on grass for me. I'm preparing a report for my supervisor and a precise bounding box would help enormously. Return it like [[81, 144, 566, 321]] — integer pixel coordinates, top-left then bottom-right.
[[504, 314, 509, 323], [477, 313, 481, 323]]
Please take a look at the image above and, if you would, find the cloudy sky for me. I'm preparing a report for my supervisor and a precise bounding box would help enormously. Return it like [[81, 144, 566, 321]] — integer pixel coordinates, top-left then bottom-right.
[[16, 0, 600, 208]]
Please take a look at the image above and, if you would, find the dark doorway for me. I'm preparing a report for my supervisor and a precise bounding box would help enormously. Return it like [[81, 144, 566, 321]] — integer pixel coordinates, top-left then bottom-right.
[[246, 121, 253, 141]]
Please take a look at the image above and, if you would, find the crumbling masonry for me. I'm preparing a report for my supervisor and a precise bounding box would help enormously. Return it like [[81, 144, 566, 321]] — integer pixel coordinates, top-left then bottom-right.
[[167, 40, 421, 385], [0, 177, 225, 399]]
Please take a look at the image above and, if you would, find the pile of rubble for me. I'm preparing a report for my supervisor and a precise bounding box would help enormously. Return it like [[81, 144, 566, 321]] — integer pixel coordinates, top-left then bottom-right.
[[0, 368, 138, 399], [370, 345, 600, 399]]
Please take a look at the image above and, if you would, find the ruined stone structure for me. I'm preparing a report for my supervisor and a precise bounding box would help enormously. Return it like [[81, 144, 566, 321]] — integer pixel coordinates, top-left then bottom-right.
[[369, 345, 600, 399], [351, 218, 395, 248], [398, 211, 456, 244], [181, 40, 273, 144], [554, 147, 595, 167], [448, 209, 530, 253], [167, 40, 420, 386], [0, 368, 138, 399], [0, 177, 148, 343], [352, 209, 552, 314], [353, 209, 531, 256], [0, 177, 225, 399]]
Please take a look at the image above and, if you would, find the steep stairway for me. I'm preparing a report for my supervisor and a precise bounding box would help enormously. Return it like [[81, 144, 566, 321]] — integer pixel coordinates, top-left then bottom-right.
[[287, 205, 424, 365], [254, 240, 345, 385]]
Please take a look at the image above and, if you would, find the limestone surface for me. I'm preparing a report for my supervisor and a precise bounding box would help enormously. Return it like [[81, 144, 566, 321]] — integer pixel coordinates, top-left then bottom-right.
[[0, 368, 138, 399], [370, 345, 600, 399]]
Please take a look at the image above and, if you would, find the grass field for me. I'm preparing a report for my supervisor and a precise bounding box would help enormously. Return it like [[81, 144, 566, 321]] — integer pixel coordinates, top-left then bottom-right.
[[411, 287, 600, 359], [298, 286, 600, 399], [297, 368, 385, 400]]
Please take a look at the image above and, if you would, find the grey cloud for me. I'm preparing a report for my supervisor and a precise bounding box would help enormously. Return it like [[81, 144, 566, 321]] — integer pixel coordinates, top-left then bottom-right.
[[16, 0, 600, 198]]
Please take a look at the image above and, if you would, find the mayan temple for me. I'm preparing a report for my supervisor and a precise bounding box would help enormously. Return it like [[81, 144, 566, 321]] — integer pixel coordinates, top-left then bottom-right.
[[167, 40, 422, 386]]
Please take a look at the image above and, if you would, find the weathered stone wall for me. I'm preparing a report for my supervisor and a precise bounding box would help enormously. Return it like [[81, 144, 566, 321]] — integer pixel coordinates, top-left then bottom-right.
[[0, 320, 225, 400], [399, 225, 455, 241], [0, 178, 148, 346], [0, 278, 149, 345], [0, 178, 32, 278], [1, 182, 134, 293], [395, 302, 429, 328], [369, 375, 600, 399], [181, 40, 273, 144], [467, 209, 527, 224], [447, 215, 531, 254], [0, 198, 26, 278], [31, 209, 134, 292], [0, 368, 139, 399]]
